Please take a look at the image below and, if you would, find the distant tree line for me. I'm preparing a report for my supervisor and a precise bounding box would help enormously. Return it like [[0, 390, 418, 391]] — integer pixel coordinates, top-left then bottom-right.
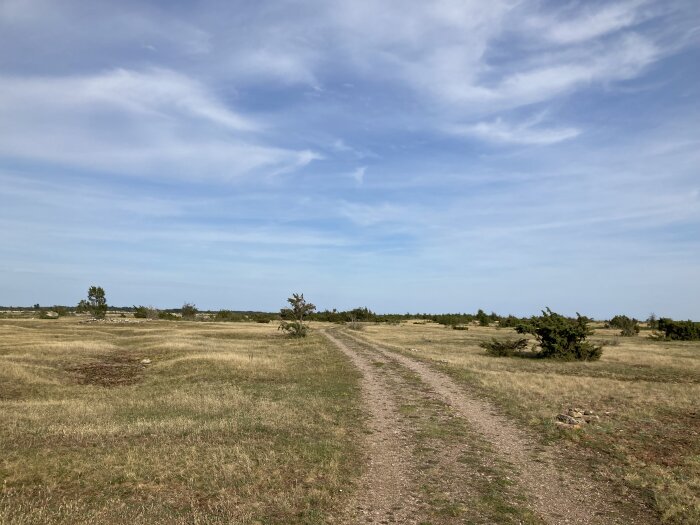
[[6, 288, 700, 343]]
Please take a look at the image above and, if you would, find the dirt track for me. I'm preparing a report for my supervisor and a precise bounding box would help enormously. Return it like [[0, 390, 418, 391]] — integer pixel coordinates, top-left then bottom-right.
[[324, 329, 655, 525]]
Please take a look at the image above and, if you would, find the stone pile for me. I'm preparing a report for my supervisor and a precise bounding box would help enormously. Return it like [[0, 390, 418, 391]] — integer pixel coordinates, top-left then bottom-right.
[[555, 408, 600, 429]]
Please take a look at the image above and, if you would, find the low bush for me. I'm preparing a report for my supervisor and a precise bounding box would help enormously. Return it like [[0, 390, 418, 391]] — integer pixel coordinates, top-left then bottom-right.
[[516, 308, 603, 361], [181, 303, 198, 321], [52, 306, 70, 317], [158, 311, 178, 321], [214, 309, 240, 322], [608, 315, 640, 336], [279, 320, 308, 337], [497, 315, 521, 328], [656, 318, 700, 341], [347, 321, 364, 331], [479, 337, 529, 357], [133, 305, 159, 319]]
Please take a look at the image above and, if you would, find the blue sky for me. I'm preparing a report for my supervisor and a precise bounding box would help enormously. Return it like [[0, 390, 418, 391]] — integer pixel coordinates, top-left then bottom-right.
[[1, 0, 699, 318]]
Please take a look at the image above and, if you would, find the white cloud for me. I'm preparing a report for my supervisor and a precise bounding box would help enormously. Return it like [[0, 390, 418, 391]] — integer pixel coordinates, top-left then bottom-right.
[[339, 201, 403, 226], [450, 117, 580, 145], [0, 69, 319, 179], [351, 166, 367, 184], [420, 32, 659, 111], [530, 1, 652, 44]]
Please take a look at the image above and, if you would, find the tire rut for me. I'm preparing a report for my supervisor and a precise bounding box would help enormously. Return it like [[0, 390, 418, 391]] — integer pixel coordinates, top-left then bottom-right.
[[323, 330, 419, 524], [333, 329, 656, 525]]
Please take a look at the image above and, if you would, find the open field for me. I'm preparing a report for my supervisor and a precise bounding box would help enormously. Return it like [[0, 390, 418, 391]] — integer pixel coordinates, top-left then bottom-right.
[[1, 317, 698, 524], [0, 319, 362, 524], [351, 321, 700, 524]]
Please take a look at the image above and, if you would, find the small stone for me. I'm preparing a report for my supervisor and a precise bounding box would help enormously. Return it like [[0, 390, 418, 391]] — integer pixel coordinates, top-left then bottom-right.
[[44, 311, 59, 319], [555, 421, 582, 430], [556, 414, 579, 425], [584, 409, 595, 415], [140, 358, 152, 364]]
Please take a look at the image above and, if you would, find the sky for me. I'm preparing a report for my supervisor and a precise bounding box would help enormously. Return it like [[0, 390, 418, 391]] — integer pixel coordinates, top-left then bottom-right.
[[1, 0, 699, 318]]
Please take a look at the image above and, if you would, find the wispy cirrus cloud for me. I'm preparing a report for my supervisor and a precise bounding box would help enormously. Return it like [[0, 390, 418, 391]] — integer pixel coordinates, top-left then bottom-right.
[[448, 116, 580, 145], [0, 1, 698, 315], [0, 68, 319, 179], [527, 0, 654, 44]]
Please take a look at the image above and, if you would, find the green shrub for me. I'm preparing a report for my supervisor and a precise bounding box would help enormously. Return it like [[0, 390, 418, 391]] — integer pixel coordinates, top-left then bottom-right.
[[516, 308, 603, 361], [134, 305, 159, 319], [656, 318, 700, 341], [480, 338, 529, 357], [181, 303, 198, 320], [476, 309, 490, 326], [646, 313, 659, 330], [214, 309, 238, 322], [497, 315, 521, 328], [52, 306, 70, 317], [452, 325, 469, 331], [77, 286, 107, 319], [608, 315, 640, 336], [158, 311, 178, 321], [279, 293, 315, 338]]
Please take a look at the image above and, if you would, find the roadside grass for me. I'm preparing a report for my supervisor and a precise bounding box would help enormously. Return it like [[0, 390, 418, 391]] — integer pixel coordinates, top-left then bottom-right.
[[355, 322, 700, 525], [0, 319, 362, 524]]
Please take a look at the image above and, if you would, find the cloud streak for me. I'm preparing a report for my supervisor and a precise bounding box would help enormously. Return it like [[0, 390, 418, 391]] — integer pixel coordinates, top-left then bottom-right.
[[0, 68, 318, 179]]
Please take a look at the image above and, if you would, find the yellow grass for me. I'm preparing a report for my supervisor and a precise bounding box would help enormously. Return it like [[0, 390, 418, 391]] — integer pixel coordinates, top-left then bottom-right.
[[0, 319, 362, 524]]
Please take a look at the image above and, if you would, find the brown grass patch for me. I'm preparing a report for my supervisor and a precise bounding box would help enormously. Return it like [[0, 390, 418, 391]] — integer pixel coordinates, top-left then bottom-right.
[[66, 354, 146, 387]]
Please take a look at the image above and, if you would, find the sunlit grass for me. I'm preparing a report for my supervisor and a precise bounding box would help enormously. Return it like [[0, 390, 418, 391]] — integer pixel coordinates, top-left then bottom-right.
[[0, 319, 362, 524]]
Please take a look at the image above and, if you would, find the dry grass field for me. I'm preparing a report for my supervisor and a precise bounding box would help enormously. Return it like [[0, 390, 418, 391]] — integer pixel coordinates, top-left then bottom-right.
[[2, 317, 698, 524], [0, 318, 362, 524], [353, 321, 700, 524]]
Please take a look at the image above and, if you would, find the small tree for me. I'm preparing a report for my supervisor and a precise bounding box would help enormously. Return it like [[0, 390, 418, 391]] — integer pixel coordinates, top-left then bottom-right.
[[646, 313, 659, 330], [279, 293, 316, 337], [79, 286, 107, 319], [608, 315, 639, 336], [516, 308, 602, 361], [476, 309, 490, 326], [181, 303, 198, 320]]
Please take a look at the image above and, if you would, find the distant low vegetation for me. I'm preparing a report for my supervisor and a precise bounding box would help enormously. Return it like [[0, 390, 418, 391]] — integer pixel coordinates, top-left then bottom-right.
[[480, 337, 529, 357], [655, 318, 700, 341], [76, 285, 107, 319], [214, 310, 274, 323], [608, 315, 640, 336], [133, 305, 160, 319], [513, 308, 603, 361]]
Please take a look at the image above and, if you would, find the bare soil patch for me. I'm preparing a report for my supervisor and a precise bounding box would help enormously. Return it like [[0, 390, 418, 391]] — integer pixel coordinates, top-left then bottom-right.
[[66, 355, 147, 387]]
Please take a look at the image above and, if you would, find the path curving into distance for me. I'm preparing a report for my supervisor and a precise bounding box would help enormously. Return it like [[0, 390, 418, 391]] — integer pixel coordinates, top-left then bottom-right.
[[324, 328, 656, 525]]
